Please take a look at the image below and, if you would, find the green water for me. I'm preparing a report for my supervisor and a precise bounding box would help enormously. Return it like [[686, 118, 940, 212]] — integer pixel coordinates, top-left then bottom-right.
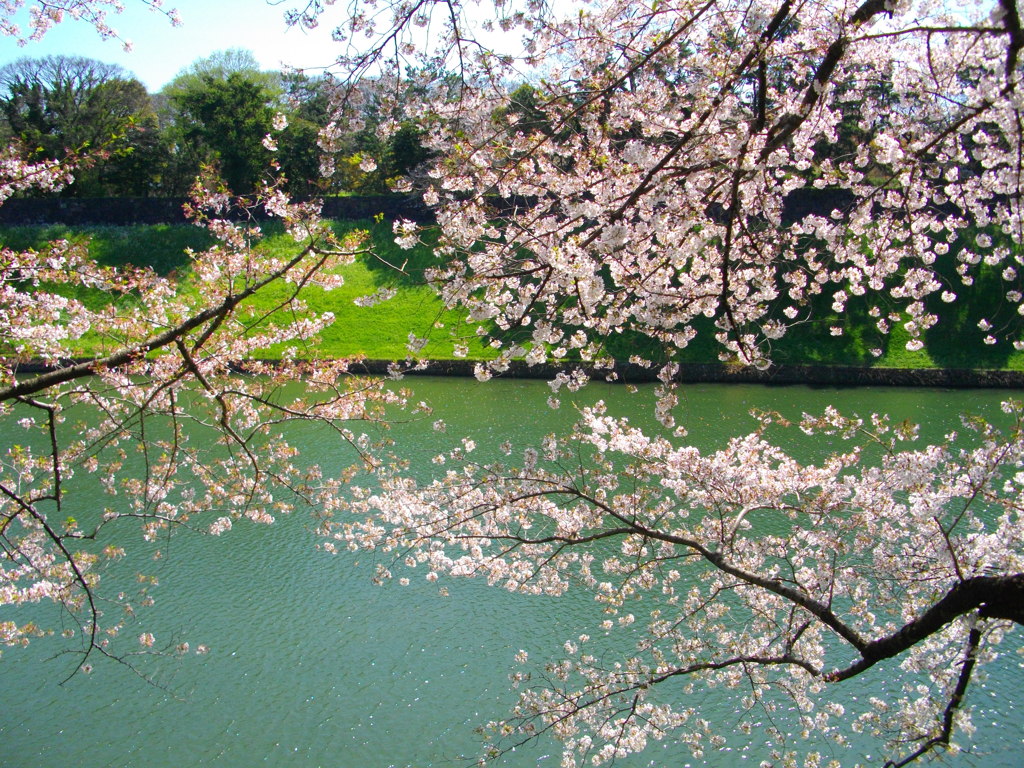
[[1, 378, 1022, 767]]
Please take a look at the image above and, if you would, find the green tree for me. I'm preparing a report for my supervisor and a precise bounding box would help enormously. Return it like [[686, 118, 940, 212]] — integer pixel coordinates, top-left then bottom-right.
[[155, 50, 287, 196], [161, 48, 281, 103], [275, 71, 339, 199], [386, 121, 430, 179], [170, 71, 275, 195], [0, 55, 159, 195]]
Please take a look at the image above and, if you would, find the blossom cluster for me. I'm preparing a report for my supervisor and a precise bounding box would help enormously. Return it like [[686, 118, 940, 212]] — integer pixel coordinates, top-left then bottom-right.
[[310, 0, 1024, 764], [0, 0, 181, 50], [327, 400, 1024, 766], [401, 0, 1024, 371], [0, 156, 397, 669]]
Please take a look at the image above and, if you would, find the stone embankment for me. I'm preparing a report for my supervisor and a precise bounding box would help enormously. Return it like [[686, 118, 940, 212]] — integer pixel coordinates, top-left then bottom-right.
[[353, 359, 1024, 388], [0, 187, 854, 227], [14, 358, 1024, 389]]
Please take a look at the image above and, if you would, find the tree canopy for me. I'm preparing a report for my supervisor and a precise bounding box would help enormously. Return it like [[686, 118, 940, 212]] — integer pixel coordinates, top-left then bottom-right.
[[169, 70, 276, 194], [0, 55, 159, 194], [0, 48, 428, 198]]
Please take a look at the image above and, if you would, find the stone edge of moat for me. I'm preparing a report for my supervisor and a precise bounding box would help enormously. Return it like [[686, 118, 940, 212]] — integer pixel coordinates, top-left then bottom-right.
[[11, 358, 1024, 389]]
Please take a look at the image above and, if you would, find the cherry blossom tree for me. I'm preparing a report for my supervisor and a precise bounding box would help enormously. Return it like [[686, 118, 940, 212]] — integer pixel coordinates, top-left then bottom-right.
[[0, 2, 403, 672], [0, 154, 404, 672], [300, 0, 1024, 765], [2, 0, 1024, 765], [0, 0, 181, 49]]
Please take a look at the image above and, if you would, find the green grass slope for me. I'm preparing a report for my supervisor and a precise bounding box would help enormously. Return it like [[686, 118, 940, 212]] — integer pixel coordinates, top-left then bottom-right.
[[3, 220, 1022, 370]]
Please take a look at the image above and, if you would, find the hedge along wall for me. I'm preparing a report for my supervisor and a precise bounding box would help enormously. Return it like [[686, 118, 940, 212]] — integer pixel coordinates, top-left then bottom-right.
[[0, 188, 863, 226], [0, 195, 435, 225]]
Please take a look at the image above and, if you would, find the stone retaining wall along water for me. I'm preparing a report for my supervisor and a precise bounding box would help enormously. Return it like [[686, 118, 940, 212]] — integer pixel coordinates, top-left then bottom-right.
[[352, 359, 1024, 388], [13, 358, 1024, 389]]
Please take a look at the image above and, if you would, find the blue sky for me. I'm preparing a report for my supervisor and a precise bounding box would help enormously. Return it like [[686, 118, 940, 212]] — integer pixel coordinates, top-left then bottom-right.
[[0, 0, 347, 90]]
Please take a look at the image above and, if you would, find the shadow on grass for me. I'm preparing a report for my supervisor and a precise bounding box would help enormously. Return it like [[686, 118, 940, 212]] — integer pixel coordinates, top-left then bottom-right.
[[601, 296, 883, 369], [920, 228, 1023, 369], [338, 219, 441, 289], [0, 223, 215, 276], [924, 266, 1016, 370], [769, 304, 879, 367]]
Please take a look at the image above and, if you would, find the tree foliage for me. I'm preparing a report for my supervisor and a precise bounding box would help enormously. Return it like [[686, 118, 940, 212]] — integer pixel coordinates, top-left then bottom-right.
[[0, 55, 158, 194], [307, 0, 1024, 765], [161, 48, 277, 95], [0, 47, 425, 198], [169, 71, 276, 194]]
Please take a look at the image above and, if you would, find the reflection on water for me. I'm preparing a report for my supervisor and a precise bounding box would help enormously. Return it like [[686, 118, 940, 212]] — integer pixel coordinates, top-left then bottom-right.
[[1, 378, 1022, 767]]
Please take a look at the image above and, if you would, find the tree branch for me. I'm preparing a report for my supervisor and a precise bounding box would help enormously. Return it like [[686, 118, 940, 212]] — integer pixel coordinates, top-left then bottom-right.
[[827, 574, 1024, 682], [0, 239, 320, 403]]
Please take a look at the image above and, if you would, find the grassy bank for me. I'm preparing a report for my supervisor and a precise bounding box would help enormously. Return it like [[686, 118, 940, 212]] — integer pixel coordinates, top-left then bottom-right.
[[1, 220, 493, 362], [3, 220, 1022, 370]]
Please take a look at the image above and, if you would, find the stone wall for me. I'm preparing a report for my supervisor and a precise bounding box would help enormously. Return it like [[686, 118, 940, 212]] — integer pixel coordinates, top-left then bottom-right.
[[0, 188, 861, 227], [0, 195, 434, 226], [351, 359, 1024, 388], [14, 357, 1024, 388], [0, 197, 191, 225]]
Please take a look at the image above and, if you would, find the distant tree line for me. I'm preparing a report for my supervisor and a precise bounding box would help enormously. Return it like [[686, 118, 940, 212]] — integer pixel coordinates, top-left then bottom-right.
[[0, 49, 431, 199]]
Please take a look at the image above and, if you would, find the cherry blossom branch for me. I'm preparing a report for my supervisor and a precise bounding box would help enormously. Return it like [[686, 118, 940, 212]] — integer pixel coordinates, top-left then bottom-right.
[[13, 396, 62, 507], [0, 239, 322, 404], [827, 574, 1024, 682], [0, 0, 181, 48], [0, 479, 102, 671], [759, 0, 890, 160], [882, 625, 984, 768]]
